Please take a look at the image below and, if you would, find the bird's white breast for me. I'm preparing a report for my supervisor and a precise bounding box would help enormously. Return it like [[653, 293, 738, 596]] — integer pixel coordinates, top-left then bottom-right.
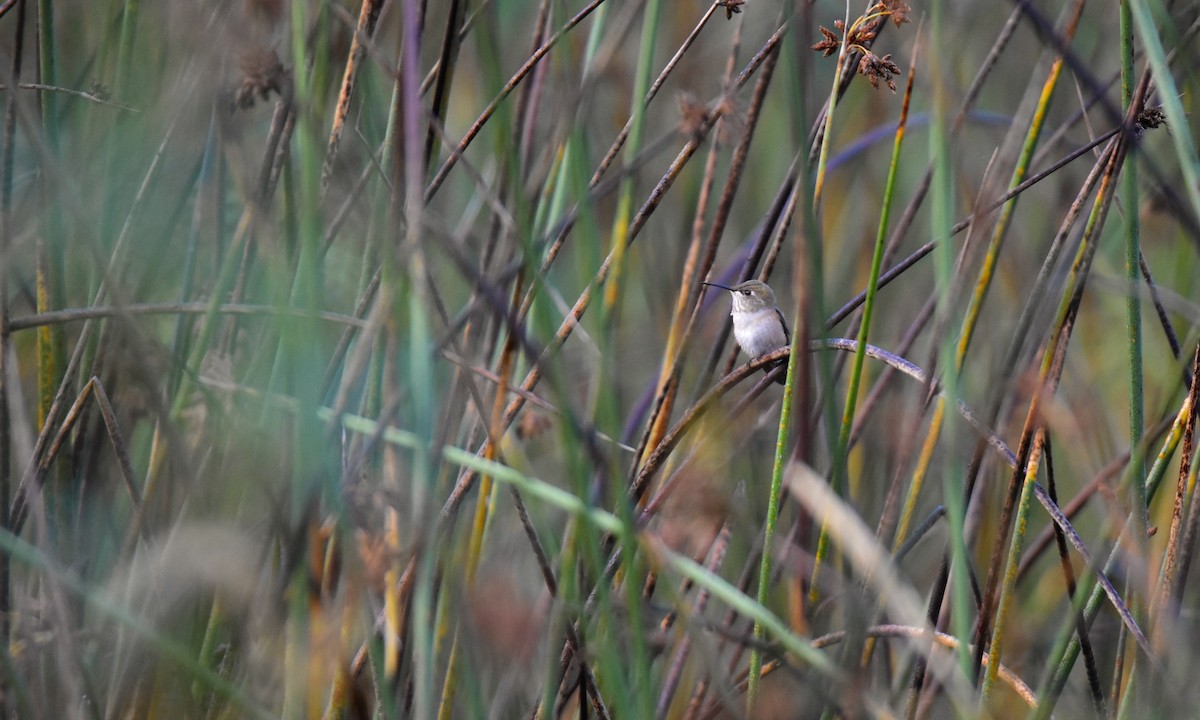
[[733, 308, 787, 358]]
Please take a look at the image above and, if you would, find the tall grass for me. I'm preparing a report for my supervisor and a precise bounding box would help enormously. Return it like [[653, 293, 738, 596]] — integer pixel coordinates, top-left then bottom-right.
[[2, 0, 1200, 716]]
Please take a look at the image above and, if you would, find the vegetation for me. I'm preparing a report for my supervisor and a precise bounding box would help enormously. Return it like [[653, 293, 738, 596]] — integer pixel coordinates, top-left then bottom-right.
[[1, 0, 1199, 716]]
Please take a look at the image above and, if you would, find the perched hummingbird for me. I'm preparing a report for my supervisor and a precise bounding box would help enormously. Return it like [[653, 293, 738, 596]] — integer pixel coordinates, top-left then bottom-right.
[[702, 280, 790, 385]]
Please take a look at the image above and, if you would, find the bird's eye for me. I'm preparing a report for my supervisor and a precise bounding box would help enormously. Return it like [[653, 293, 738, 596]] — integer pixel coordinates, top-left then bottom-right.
[[741, 290, 750, 295]]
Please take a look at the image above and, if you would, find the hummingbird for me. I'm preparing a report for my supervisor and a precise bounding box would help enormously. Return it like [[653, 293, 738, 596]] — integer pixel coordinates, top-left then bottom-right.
[[702, 280, 790, 385]]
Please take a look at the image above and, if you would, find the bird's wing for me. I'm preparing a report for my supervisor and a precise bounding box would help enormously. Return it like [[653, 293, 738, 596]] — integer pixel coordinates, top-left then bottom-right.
[[775, 307, 791, 345]]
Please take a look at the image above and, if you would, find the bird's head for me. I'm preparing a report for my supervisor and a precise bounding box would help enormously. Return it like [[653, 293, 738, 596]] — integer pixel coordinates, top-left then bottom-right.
[[702, 280, 776, 313]]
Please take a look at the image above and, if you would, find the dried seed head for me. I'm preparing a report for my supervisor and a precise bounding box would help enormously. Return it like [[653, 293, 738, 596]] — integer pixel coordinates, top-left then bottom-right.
[[879, 0, 912, 26], [677, 92, 711, 140], [859, 51, 901, 92], [813, 16, 880, 57], [233, 49, 287, 111], [847, 20, 878, 47], [713, 94, 747, 144], [89, 81, 111, 101], [812, 25, 840, 56], [1136, 106, 1166, 133], [516, 408, 553, 441], [717, 0, 745, 20], [1132, 106, 1166, 142], [812, 2, 911, 91]]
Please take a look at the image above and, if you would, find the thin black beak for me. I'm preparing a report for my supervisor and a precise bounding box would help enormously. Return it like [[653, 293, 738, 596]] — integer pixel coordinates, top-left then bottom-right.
[[701, 281, 733, 291]]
